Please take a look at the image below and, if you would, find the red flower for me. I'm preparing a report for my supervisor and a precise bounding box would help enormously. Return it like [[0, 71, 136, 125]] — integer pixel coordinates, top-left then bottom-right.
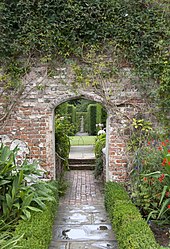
[[165, 140, 169, 143], [143, 177, 147, 182], [167, 205, 170, 209], [162, 158, 167, 166], [162, 142, 166, 146], [148, 141, 151, 145], [158, 174, 165, 183], [168, 162, 170, 166], [168, 149, 170, 153], [166, 192, 170, 198], [158, 146, 162, 151]]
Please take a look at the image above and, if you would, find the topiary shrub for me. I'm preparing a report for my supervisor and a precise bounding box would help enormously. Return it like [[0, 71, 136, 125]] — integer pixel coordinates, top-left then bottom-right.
[[117, 220, 160, 249]]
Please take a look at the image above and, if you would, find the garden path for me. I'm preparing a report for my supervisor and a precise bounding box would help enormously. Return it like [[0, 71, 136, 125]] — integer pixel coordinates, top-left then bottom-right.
[[49, 145, 118, 249]]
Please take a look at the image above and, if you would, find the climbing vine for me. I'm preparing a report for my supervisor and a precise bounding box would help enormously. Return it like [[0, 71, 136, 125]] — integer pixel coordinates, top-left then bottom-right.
[[0, 0, 169, 127]]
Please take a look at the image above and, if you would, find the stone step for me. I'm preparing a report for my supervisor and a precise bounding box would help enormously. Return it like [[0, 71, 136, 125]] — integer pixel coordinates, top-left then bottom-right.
[[69, 164, 95, 170], [69, 158, 96, 165]]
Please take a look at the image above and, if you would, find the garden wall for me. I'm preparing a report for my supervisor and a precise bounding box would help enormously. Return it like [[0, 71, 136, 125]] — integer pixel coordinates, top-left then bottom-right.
[[0, 65, 147, 182]]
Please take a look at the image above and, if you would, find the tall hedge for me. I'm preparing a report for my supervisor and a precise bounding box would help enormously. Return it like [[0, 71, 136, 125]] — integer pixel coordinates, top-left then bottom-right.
[[96, 103, 102, 124], [67, 104, 76, 125], [87, 104, 97, 135]]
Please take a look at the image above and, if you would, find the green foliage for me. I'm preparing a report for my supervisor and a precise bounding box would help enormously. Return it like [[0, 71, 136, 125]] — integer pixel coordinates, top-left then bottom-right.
[[0, 144, 54, 222], [0, 220, 23, 249], [14, 181, 58, 249], [104, 181, 160, 249], [87, 104, 97, 135], [0, 145, 59, 248], [67, 104, 76, 125], [94, 134, 106, 177], [128, 118, 153, 152], [55, 115, 71, 170], [130, 137, 170, 224], [0, 0, 169, 126]]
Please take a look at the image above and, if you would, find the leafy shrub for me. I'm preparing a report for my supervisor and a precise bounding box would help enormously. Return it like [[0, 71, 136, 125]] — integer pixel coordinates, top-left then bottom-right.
[[0, 144, 54, 222], [112, 200, 141, 230], [0, 219, 23, 249], [14, 181, 58, 249], [117, 220, 159, 249], [0, 145, 59, 248], [105, 181, 160, 249], [94, 134, 106, 177], [55, 115, 71, 170], [130, 139, 170, 224]]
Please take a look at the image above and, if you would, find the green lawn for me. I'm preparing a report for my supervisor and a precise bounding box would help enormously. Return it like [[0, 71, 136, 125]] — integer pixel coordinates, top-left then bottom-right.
[[69, 136, 96, 146]]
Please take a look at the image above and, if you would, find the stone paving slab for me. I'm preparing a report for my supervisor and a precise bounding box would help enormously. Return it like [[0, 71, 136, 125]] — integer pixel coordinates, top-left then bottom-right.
[[48, 170, 118, 249], [55, 210, 109, 225], [57, 205, 107, 214], [69, 145, 95, 159], [52, 224, 115, 241], [49, 240, 117, 249]]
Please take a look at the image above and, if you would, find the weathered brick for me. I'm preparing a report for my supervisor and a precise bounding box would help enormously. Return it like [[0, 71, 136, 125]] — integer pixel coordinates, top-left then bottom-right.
[[0, 65, 149, 182]]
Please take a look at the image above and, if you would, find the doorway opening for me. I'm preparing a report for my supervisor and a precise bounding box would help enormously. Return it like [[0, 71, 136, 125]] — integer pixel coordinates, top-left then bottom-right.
[[54, 98, 108, 181]]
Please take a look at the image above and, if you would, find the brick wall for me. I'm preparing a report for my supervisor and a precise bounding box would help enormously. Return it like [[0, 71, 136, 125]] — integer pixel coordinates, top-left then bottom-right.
[[0, 65, 147, 182]]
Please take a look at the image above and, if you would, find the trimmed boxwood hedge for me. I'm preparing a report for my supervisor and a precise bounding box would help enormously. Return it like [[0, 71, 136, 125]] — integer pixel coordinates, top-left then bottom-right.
[[14, 181, 59, 249], [105, 182, 160, 249]]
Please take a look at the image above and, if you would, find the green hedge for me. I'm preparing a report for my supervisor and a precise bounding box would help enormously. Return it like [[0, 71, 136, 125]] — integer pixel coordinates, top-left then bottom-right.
[[14, 181, 59, 249], [94, 134, 106, 177], [67, 104, 76, 125], [87, 104, 97, 135], [105, 182, 160, 249]]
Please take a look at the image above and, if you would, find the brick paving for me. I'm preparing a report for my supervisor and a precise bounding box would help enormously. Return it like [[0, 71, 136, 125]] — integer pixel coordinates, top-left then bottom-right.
[[49, 170, 118, 249], [61, 170, 104, 206]]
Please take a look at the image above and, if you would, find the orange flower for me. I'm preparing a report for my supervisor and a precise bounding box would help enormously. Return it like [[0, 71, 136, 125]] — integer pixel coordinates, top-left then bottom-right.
[[162, 142, 166, 146]]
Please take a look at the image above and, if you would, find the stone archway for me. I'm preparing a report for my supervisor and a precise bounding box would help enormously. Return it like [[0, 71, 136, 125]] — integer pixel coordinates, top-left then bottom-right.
[[0, 66, 148, 182]]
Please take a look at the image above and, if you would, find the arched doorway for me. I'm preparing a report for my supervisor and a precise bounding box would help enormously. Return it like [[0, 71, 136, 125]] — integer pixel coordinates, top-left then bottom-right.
[[53, 97, 110, 182]]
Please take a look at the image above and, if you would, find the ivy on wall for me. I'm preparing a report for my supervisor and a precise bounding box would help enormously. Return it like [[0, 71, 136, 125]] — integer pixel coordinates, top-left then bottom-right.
[[0, 0, 169, 127]]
